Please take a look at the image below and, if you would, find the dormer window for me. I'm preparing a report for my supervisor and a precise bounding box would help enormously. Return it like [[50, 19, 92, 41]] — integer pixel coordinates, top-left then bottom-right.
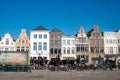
[[94, 33, 100, 38], [6, 39, 9, 45]]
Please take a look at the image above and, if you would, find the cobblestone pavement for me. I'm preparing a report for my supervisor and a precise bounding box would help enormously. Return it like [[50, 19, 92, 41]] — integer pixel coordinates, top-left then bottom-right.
[[0, 70, 120, 80]]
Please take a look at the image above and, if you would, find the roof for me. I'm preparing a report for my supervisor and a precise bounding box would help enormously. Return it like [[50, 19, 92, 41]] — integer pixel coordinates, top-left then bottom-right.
[[76, 26, 86, 36], [13, 38, 16, 42], [114, 29, 120, 32], [87, 29, 94, 37], [51, 28, 62, 32], [87, 29, 104, 37], [32, 26, 48, 30]]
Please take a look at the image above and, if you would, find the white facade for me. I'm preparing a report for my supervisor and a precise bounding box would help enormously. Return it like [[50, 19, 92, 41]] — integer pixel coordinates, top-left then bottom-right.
[[104, 32, 118, 55], [0, 33, 15, 51], [116, 30, 120, 54], [61, 36, 76, 60], [75, 27, 90, 63], [30, 27, 50, 60]]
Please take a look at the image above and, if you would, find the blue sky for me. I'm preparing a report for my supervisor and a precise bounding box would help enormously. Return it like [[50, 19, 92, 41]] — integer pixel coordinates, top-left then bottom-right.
[[0, 0, 120, 38]]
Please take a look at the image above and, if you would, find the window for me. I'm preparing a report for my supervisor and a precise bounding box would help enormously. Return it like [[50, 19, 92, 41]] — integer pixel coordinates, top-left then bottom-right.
[[58, 48, 61, 54], [106, 47, 109, 54], [26, 47, 29, 52], [113, 39, 117, 44], [95, 47, 99, 53], [110, 47, 113, 53], [5, 48, 9, 51], [38, 42, 42, 50], [100, 47, 104, 53], [105, 39, 107, 44], [39, 34, 42, 39], [54, 41, 57, 46], [11, 42, 13, 45], [63, 47, 66, 54], [91, 47, 94, 53], [99, 39, 103, 44], [43, 42, 47, 50], [67, 47, 70, 54], [62, 40, 66, 45], [94, 33, 100, 38], [76, 44, 80, 52], [81, 44, 84, 52], [67, 40, 70, 45], [50, 48, 53, 54], [17, 47, 20, 52], [33, 42, 37, 50], [72, 47, 75, 54], [118, 39, 120, 43], [6, 39, 9, 45], [22, 40, 24, 44], [54, 48, 57, 54], [79, 37, 86, 43], [34, 34, 37, 39], [114, 47, 117, 53], [90, 40, 94, 44], [0, 48, 3, 51], [57, 40, 61, 46], [44, 34, 47, 39], [85, 45, 89, 52], [50, 41, 54, 46], [118, 46, 120, 53], [57, 35, 61, 38], [21, 46, 24, 52], [10, 48, 14, 51], [1, 42, 3, 45], [109, 39, 112, 44], [95, 40, 99, 44], [71, 40, 75, 45]]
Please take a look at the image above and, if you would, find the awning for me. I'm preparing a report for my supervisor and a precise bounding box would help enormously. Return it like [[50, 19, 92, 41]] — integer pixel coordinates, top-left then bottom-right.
[[105, 54, 117, 58], [62, 57, 75, 60]]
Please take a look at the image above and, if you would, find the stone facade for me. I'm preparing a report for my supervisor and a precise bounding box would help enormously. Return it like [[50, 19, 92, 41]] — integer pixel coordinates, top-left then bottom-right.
[[75, 27, 90, 63], [87, 26, 104, 64], [50, 28, 62, 60], [15, 29, 30, 52]]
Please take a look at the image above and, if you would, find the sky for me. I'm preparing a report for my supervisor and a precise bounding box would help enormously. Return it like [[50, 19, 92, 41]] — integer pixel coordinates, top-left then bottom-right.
[[0, 0, 120, 38]]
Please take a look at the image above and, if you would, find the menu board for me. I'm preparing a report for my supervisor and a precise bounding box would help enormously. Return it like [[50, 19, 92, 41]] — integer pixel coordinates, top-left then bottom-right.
[[0, 52, 28, 65]]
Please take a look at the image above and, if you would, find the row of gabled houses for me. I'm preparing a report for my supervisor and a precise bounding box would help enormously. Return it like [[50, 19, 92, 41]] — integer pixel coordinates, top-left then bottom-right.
[[0, 25, 120, 64]]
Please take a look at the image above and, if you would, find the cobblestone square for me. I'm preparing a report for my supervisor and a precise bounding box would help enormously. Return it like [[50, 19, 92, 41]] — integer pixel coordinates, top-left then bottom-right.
[[0, 70, 120, 80]]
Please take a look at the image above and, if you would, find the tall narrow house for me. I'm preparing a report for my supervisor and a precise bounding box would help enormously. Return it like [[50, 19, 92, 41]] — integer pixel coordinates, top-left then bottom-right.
[[75, 26, 89, 64], [50, 28, 62, 60], [30, 26, 50, 60], [15, 29, 30, 52], [0, 33, 15, 51], [87, 26, 104, 64], [104, 31, 118, 60]]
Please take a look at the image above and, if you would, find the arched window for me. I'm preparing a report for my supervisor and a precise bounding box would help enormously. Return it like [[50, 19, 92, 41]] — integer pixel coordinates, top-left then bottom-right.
[[63, 47, 66, 54], [72, 47, 75, 54], [6, 39, 9, 45], [67, 47, 70, 54]]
